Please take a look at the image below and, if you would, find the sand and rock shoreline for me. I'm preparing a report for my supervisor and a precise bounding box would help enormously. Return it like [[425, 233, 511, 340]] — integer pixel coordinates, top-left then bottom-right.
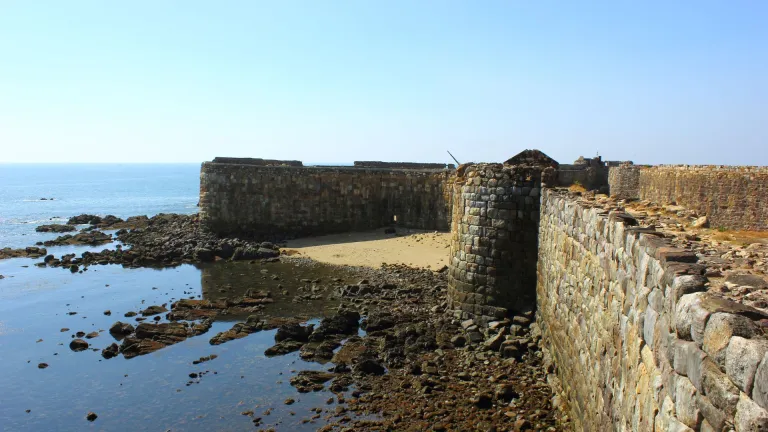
[[2, 213, 566, 431]]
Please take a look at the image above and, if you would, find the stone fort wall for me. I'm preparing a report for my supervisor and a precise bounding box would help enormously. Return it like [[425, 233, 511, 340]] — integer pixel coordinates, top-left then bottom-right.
[[536, 189, 768, 431], [199, 154, 768, 430], [609, 165, 768, 230], [447, 162, 555, 321], [199, 159, 454, 236]]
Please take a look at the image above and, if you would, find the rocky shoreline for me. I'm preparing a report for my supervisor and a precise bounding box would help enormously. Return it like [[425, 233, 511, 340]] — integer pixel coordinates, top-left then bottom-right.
[[4, 213, 565, 431]]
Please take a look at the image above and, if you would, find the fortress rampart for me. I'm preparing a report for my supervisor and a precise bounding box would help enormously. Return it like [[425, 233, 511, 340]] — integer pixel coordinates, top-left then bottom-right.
[[199, 153, 768, 430], [609, 165, 768, 230], [199, 159, 453, 237], [537, 189, 768, 431]]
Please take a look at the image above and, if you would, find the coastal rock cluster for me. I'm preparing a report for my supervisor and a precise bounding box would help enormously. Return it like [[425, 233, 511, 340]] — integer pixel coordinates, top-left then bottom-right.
[[0, 246, 47, 260], [23, 214, 281, 269]]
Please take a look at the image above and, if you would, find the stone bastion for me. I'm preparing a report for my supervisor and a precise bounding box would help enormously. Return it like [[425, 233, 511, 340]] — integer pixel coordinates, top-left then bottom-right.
[[199, 152, 768, 430]]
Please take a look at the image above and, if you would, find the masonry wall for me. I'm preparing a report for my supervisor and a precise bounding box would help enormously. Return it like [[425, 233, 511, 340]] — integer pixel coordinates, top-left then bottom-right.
[[199, 162, 454, 236], [447, 163, 550, 321], [609, 165, 768, 230], [608, 164, 641, 199], [536, 189, 768, 431]]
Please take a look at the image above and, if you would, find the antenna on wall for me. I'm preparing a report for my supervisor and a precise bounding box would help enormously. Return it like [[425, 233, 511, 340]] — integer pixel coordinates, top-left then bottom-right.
[[447, 150, 460, 165]]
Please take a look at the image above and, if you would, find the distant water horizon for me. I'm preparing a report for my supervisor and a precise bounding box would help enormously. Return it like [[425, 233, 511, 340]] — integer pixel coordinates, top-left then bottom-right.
[[0, 163, 200, 249], [0, 162, 360, 249]]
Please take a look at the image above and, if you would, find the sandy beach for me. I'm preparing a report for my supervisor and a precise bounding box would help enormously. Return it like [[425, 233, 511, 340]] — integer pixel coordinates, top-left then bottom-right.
[[284, 228, 451, 269]]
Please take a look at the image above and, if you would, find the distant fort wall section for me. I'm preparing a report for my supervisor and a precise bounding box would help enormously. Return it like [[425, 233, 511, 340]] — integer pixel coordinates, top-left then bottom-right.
[[199, 158, 454, 237], [609, 165, 768, 230]]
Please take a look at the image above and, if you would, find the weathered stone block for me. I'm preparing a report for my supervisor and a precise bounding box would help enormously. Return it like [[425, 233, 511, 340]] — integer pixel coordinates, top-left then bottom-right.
[[674, 340, 707, 392], [726, 336, 768, 395], [755, 353, 768, 410], [696, 394, 728, 432], [702, 357, 740, 417], [676, 375, 703, 429], [735, 392, 768, 432], [703, 312, 758, 369]]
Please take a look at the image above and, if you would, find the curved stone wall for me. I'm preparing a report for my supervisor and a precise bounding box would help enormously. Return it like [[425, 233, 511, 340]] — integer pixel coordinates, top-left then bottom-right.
[[447, 163, 554, 321]]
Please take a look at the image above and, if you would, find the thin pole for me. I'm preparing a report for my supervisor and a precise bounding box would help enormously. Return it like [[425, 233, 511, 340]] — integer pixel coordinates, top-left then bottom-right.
[[447, 150, 460, 165]]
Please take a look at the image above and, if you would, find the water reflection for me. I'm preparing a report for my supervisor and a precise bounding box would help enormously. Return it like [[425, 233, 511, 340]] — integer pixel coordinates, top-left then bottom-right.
[[0, 258, 361, 432], [200, 260, 352, 321]]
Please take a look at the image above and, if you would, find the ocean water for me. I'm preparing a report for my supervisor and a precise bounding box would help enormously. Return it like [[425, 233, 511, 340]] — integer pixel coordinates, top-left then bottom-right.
[[0, 164, 200, 249], [0, 164, 359, 431]]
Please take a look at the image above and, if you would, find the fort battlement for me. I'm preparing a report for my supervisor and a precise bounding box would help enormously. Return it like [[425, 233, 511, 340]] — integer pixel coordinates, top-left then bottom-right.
[[609, 164, 768, 230], [199, 152, 768, 430], [199, 158, 454, 237]]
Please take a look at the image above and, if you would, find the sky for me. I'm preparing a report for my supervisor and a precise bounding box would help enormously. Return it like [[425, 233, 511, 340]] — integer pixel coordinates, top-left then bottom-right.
[[0, 1, 766, 165]]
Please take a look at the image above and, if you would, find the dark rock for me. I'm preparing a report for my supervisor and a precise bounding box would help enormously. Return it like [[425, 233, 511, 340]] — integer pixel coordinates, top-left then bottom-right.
[[289, 370, 336, 392], [361, 312, 396, 332], [68, 214, 103, 225], [192, 354, 217, 365], [194, 248, 214, 262], [86, 412, 98, 421], [231, 245, 279, 261], [36, 224, 76, 233], [495, 384, 519, 401], [216, 243, 235, 259], [101, 343, 119, 359], [275, 323, 314, 343], [471, 392, 494, 409], [42, 231, 112, 247], [209, 317, 265, 345], [450, 335, 467, 347], [353, 359, 386, 375], [120, 321, 211, 359], [309, 309, 360, 341], [69, 339, 89, 352], [140, 305, 168, 316], [38, 363, 48, 369], [299, 339, 342, 362], [265, 340, 305, 356], [0, 247, 47, 260], [109, 321, 135, 336]]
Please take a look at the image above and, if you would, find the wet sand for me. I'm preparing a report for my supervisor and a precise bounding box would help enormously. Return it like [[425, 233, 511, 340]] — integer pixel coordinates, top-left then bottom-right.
[[284, 229, 451, 269]]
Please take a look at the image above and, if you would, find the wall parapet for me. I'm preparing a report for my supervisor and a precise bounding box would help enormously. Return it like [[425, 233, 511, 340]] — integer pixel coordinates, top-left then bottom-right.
[[199, 161, 454, 237], [211, 157, 303, 167], [608, 165, 768, 230], [353, 161, 455, 170], [536, 189, 768, 431]]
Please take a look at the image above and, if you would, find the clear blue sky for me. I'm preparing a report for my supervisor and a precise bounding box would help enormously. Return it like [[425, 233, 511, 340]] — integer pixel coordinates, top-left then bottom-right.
[[1, 1, 766, 165]]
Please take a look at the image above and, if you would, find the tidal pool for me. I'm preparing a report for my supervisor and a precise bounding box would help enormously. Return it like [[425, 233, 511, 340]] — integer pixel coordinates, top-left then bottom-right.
[[0, 256, 360, 431]]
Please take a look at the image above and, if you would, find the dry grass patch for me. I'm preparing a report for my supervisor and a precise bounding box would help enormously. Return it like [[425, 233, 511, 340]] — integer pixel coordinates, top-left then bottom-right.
[[710, 230, 768, 246]]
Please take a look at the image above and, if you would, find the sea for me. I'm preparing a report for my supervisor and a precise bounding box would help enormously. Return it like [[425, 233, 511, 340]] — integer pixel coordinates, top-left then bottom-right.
[[0, 164, 201, 249], [0, 164, 355, 431]]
